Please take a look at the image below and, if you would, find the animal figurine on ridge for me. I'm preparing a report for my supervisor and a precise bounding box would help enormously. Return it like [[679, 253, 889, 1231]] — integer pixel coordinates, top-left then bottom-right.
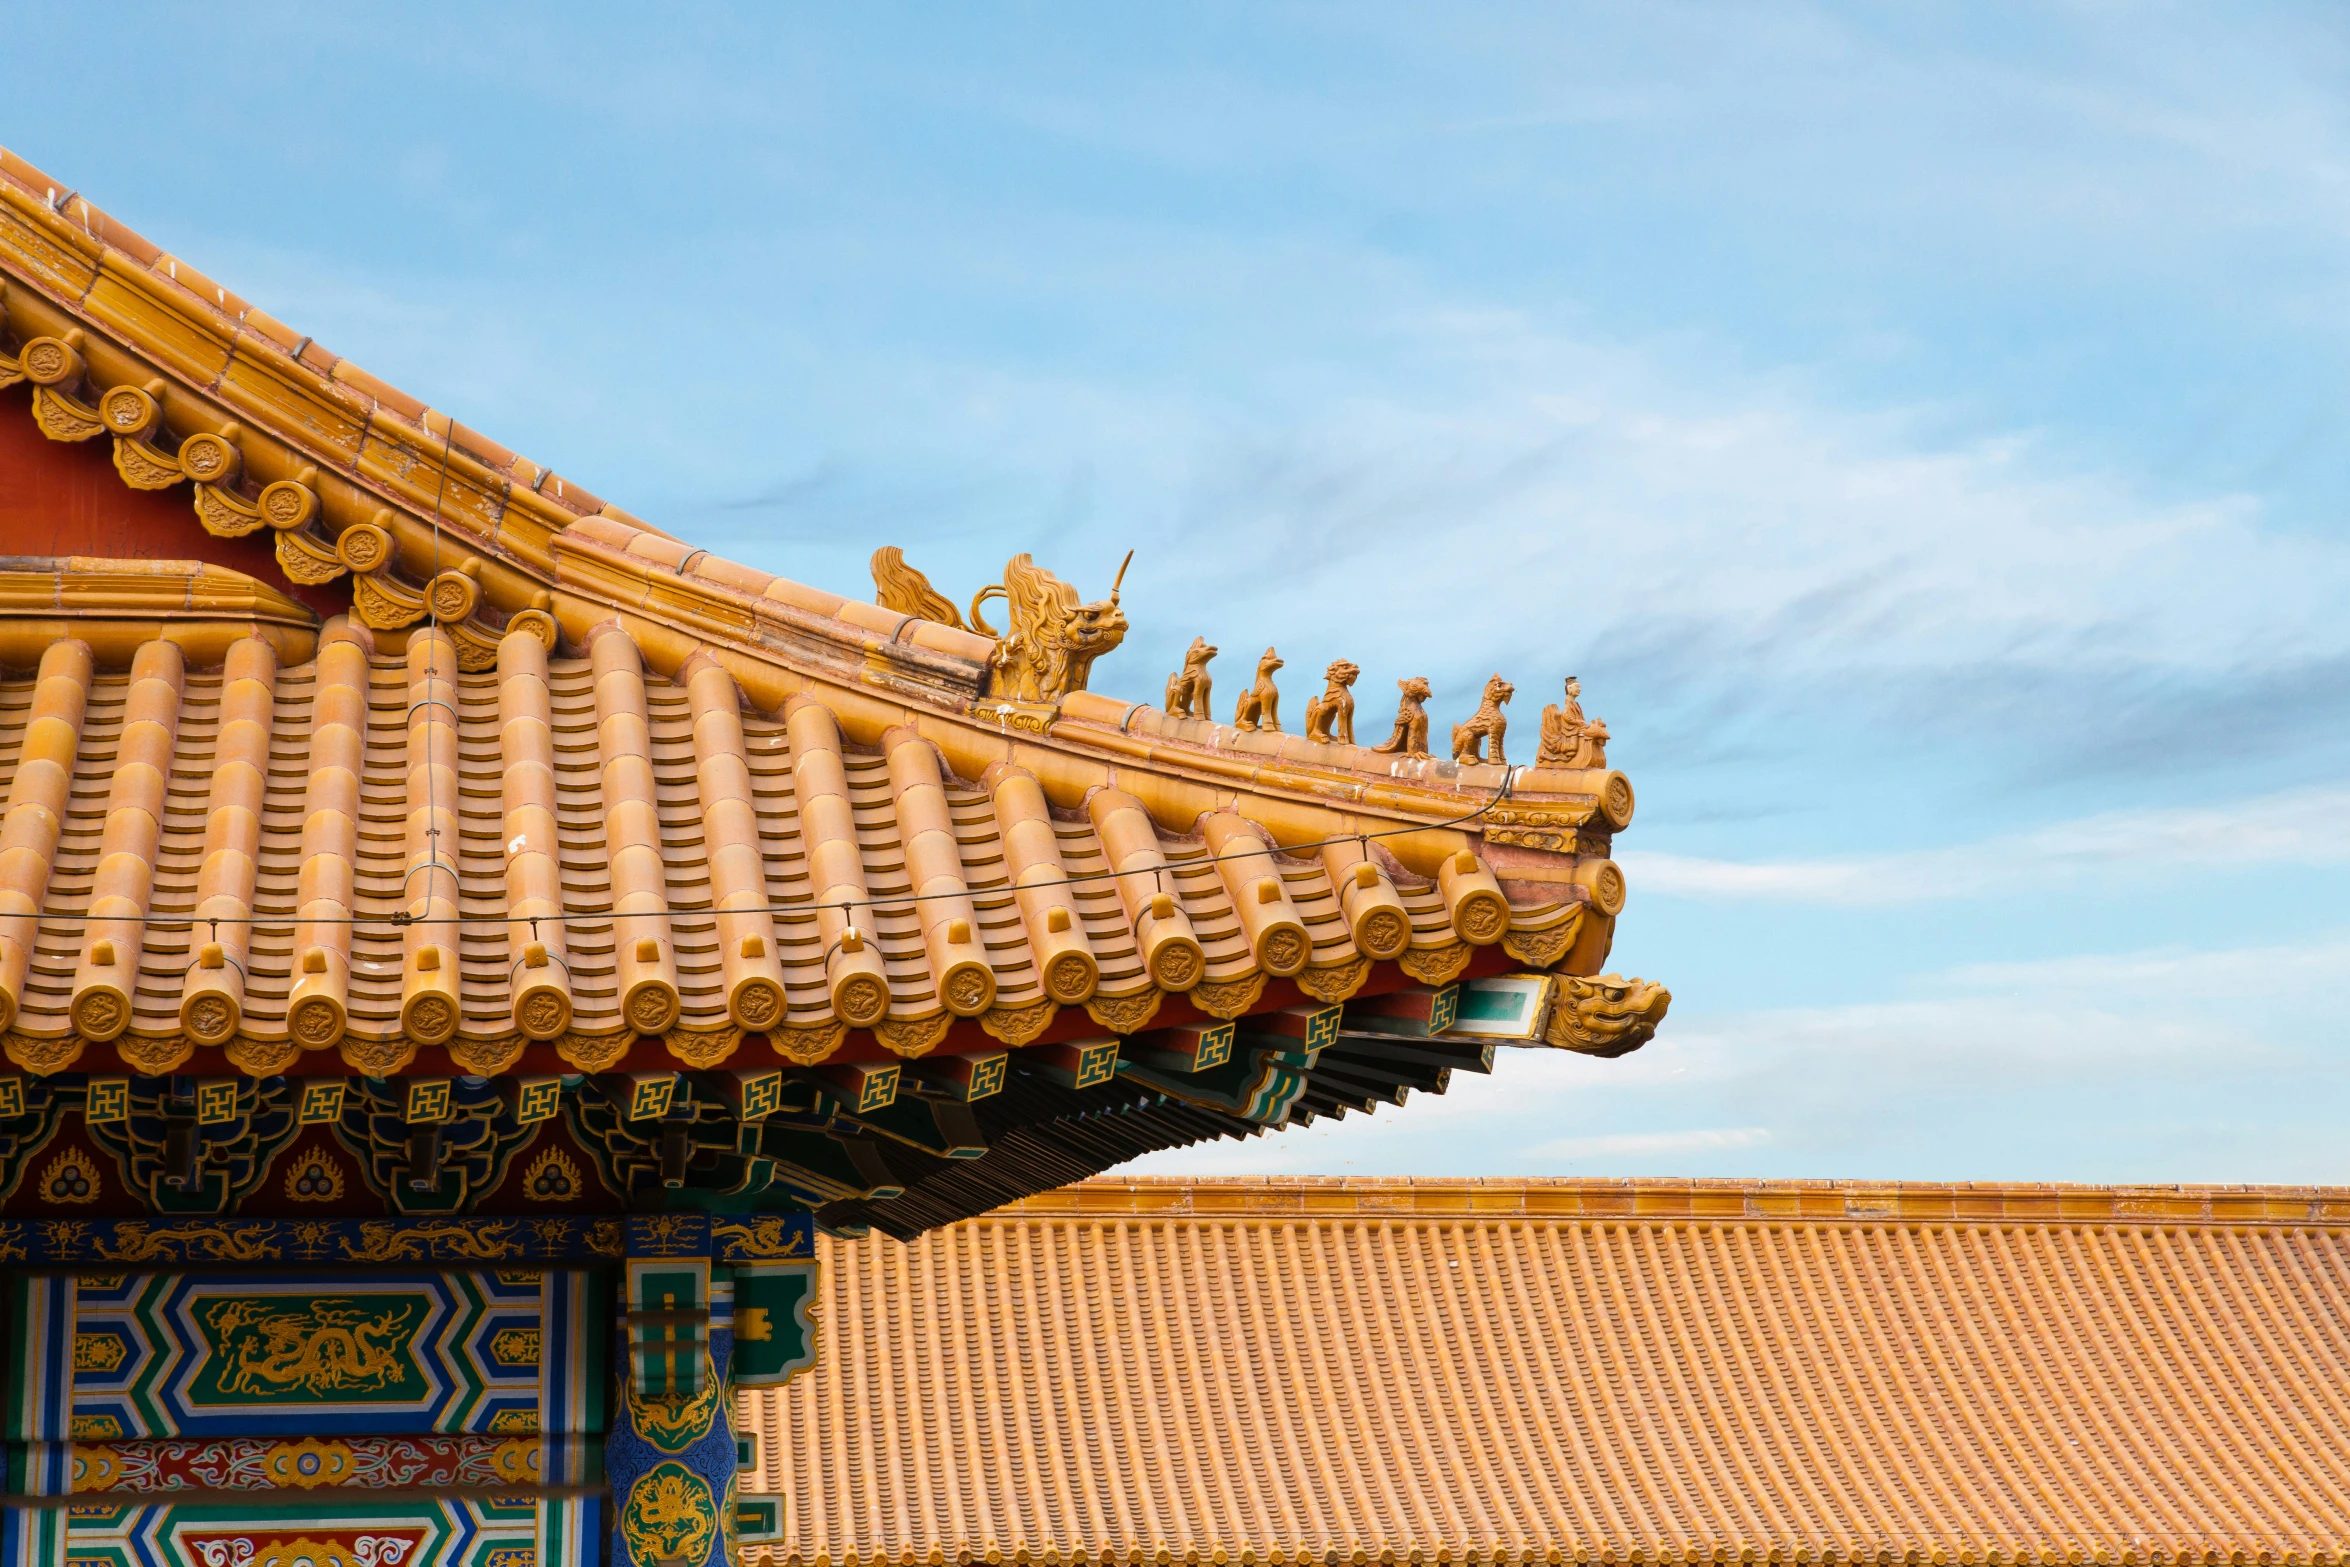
[[1305, 660, 1359, 745], [1233, 648, 1284, 731], [1369, 676, 1433, 758], [1451, 675, 1514, 765], [1165, 637, 1217, 720]]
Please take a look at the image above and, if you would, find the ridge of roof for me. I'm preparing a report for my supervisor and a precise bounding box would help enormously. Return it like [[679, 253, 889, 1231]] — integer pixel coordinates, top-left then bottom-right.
[[0, 553, 320, 669], [997, 1174, 2350, 1225]]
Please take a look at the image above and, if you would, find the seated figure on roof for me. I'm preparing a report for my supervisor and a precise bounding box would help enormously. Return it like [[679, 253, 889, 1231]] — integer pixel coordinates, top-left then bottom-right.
[[1535, 676, 1609, 769]]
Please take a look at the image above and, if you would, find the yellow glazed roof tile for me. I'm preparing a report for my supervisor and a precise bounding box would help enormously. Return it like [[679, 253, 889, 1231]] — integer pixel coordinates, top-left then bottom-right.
[[0, 597, 1630, 1078], [744, 1176, 2350, 1567]]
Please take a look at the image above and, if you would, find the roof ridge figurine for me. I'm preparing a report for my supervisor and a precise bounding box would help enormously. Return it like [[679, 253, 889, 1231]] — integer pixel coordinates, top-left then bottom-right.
[[1232, 647, 1283, 732]]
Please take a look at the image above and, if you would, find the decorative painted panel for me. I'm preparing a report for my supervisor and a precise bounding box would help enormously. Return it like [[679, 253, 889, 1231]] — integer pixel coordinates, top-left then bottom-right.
[[730, 1265, 818, 1389], [606, 1316, 736, 1567], [734, 1495, 787, 1545], [0, 1213, 807, 1264], [4, 1271, 605, 1443], [69, 1272, 540, 1438], [5, 1276, 72, 1447], [624, 1261, 709, 1401], [57, 1435, 599, 1492], [53, 1497, 556, 1567], [536, 1271, 605, 1442], [0, 1217, 624, 1265], [607, 1217, 737, 1567], [3, 1275, 73, 1567]]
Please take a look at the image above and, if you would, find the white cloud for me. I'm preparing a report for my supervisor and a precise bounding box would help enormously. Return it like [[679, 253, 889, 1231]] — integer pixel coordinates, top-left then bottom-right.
[[1620, 785, 2350, 905]]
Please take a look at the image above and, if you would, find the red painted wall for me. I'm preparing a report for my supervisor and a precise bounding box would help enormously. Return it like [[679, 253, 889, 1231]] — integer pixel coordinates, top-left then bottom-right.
[[0, 383, 351, 620]]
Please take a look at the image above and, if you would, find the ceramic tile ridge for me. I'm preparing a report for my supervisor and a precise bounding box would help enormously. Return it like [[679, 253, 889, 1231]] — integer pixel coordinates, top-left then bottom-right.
[[998, 1174, 2350, 1225]]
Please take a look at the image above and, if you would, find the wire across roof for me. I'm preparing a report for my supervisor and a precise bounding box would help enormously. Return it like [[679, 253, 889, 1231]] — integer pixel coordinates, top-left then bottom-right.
[[0, 607, 1587, 1078]]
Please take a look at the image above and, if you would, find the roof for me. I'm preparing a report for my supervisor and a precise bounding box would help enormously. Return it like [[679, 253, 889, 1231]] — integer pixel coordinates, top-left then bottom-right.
[[0, 146, 1633, 848], [0, 159, 1666, 1229], [742, 1176, 2350, 1566]]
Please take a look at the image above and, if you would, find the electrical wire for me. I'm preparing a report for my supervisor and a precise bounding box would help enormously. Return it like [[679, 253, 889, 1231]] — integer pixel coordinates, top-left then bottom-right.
[[10, 758, 1531, 933], [417, 406, 457, 913], [14, 434, 1552, 939]]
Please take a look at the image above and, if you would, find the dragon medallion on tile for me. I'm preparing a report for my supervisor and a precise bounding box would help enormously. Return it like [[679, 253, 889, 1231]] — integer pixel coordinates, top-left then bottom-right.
[[619, 1460, 720, 1566]]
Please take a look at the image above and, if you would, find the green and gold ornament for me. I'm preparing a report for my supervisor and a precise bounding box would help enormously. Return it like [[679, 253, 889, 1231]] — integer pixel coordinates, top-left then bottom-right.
[[608, 1218, 739, 1567]]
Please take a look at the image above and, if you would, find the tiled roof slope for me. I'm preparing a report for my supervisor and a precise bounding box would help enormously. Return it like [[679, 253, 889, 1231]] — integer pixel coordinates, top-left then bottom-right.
[[0, 156, 1651, 1090], [744, 1177, 2350, 1567], [0, 604, 1586, 1078]]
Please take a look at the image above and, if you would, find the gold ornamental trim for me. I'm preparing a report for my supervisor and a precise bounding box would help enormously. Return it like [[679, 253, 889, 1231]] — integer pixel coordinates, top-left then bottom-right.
[[1503, 907, 1586, 971], [711, 1216, 816, 1260], [194, 482, 264, 537], [223, 1034, 301, 1077], [873, 1012, 951, 1058], [113, 1032, 190, 1077], [770, 1020, 847, 1065], [1398, 942, 1474, 986], [557, 1030, 633, 1074], [338, 1034, 419, 1078], [447, 1032, 528, 1076], [969, 697, 1060, 736], [979, 998, 1059, 1048], [664, 1024, 741, 1069], [111, 436, 184, 490], [1293, 955, 1371, 1005], [1083, 988, 1162, 1035], [4, 1030, 84, 1075], [1190, 973, 1268, 1021], [33, 384, 104, 441], [275, 527, 347, 585], [353, 571, 427, 630]]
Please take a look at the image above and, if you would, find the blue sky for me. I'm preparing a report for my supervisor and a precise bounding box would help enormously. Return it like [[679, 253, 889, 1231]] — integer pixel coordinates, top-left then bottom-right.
[[15, 3, 2350, 1181]]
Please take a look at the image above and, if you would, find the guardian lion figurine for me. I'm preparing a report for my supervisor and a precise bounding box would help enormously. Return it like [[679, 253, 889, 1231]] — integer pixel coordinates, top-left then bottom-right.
[[1451, 675, 1513, 765], [1369, 676, 1433, 758]]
